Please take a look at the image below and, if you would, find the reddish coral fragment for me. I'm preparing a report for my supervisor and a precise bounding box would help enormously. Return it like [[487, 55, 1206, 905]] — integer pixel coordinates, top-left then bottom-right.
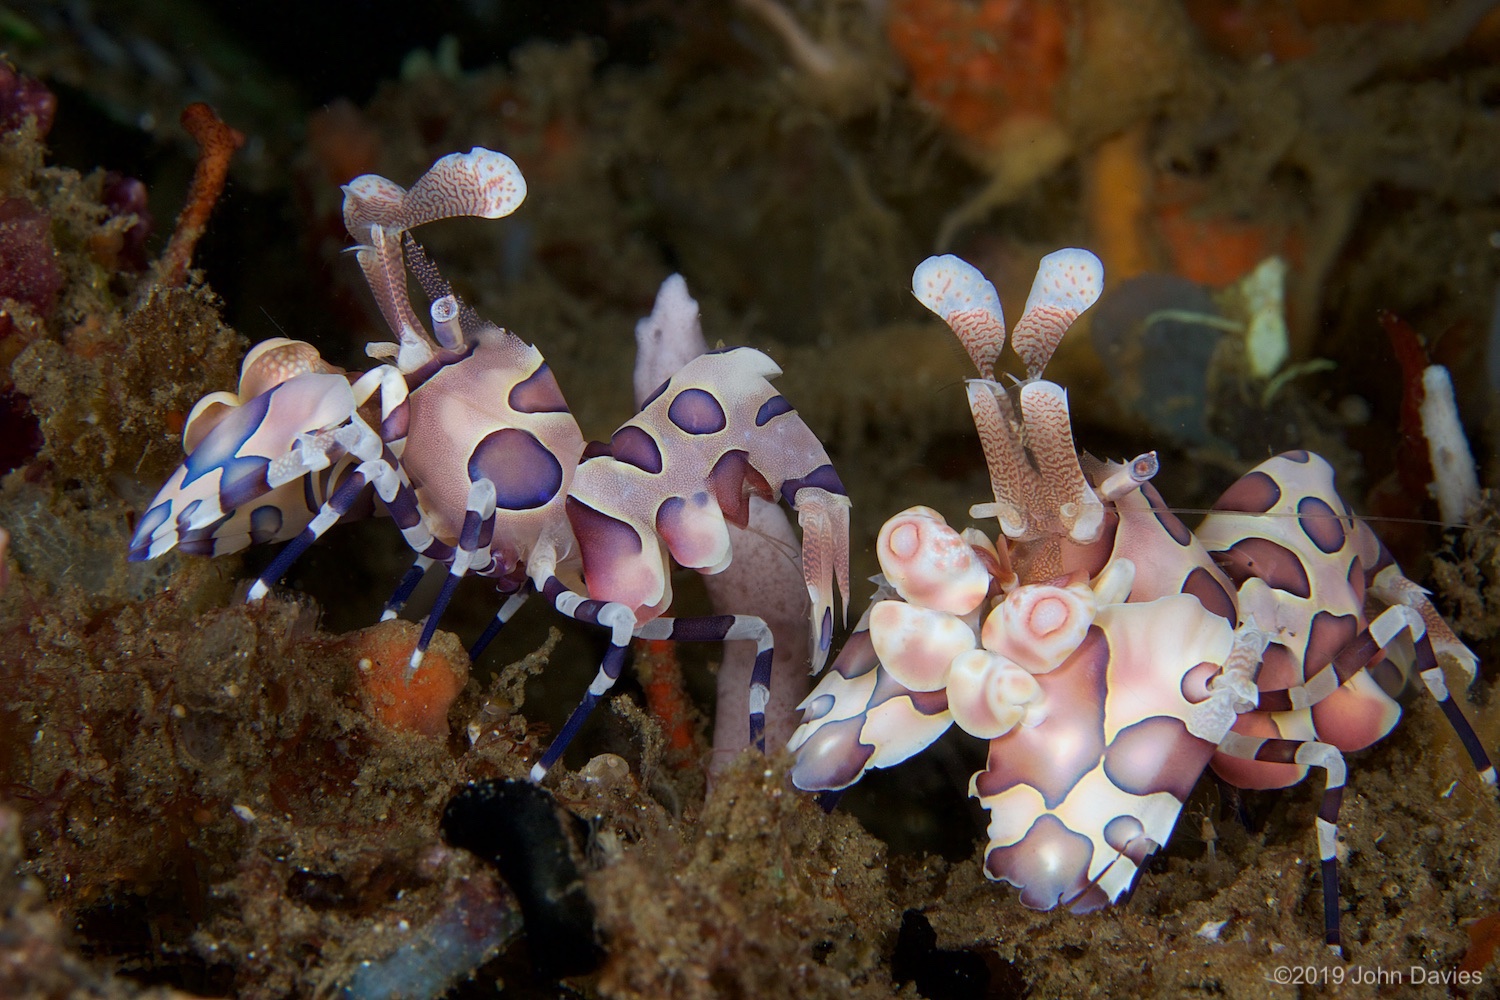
[[1459, 913, 1500, 978], [1376, 309, 1435, 499], [158, 102, 245, 288], [636, 639, 701, 769]]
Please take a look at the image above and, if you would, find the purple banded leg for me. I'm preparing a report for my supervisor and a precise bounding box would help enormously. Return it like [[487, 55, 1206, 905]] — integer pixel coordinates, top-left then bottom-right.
[[349, 364, 412, 456], [1219, 732, 1348, 956], [247, 457, 383, 602], [248, 433, 448, 601], [468, 591, 529, 661], [531, 576, 639, 781], [635, 614, 775, 753], [1256, 605, 1497, 790], [409, 480, 497, 676], [381, 555, 435, 621]]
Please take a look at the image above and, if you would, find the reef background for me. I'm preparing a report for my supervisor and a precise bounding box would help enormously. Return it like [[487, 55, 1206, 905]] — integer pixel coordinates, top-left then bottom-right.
[[2, 1, 1500, 997]]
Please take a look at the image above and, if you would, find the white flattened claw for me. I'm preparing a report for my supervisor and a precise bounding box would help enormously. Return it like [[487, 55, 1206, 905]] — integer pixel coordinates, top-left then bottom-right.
[[982, 580, 1097, 674], [869, 600, 977, 692], [1010, 248, 1103, 379], [876, 506, 991, 615], [947, 649, 1041, 739], [913, 254, 1007, 378]]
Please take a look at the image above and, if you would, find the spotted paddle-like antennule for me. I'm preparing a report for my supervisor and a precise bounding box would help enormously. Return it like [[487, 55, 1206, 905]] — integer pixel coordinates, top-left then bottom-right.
[[342, 148, 526, 373], [1010, 247, 1104, 380], [792, 249, 1494, 957], [914, 253, 1105, 554], [912, 253, 1006, 379]]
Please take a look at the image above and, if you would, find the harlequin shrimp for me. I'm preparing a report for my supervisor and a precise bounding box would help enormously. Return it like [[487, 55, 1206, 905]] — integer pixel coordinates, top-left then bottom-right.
[[129, 147, 851, 775], [787, 249, 1494, 953]]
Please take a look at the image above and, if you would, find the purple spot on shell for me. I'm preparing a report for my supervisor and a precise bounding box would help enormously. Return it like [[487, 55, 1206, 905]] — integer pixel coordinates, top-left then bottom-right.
[[565, 495, 643, 576], [780, 464, 847, 506], [640, 378, 670, 410], [974, 627, 1109, 807], [507, 362, 570, 414], [802, 694, 836, 723], [129, 501, 173, 558], [582, 439, 612, 460], [468, 428, 564, 510], [1102, 815, 1158, 869], [1213, 537, 1311, 598], [1257, 642, 1302, 693], [610, 425, 663, 474], [830, 630, 879, 681], [1304, 610, 1356, 676], [1182, 566, 1236, 622], [218, 458, 272, 513], [1298, 495, 1345, 554], [755, 394, 794, 426], [1347, 554, 1366, 607], [708, 450, 772, 527], [871, 667, 950, 715], [789, 715, 874, 792], [176, 510, 233, 556], [1179, 660, 1219, 705], [1142, 483, 1192, 544], [1213, 470, 1281, 515], [249, 505, 283, 544], [819, 607, 833, 652], [1103, 715, 1215, 800], [182, 388, 271, 489], [667, 387, 727, 435], [985, 814, 1094, 910], [1284, 449, 1311, 462]]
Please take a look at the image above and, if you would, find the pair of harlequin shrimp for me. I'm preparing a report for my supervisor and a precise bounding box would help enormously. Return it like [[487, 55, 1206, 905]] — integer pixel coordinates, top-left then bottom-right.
[[130, 145, 1492, 953], [130, 148, 851, 776], [787, 250, 1495, 954]]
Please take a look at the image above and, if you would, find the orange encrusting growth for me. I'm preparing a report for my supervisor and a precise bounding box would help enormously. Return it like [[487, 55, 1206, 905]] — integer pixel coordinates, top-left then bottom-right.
[[1151, 175, 1305, 289], [887, 0, 1070, 164], [1084, 126, 1153, 286], [345, 620, 469, 738]]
